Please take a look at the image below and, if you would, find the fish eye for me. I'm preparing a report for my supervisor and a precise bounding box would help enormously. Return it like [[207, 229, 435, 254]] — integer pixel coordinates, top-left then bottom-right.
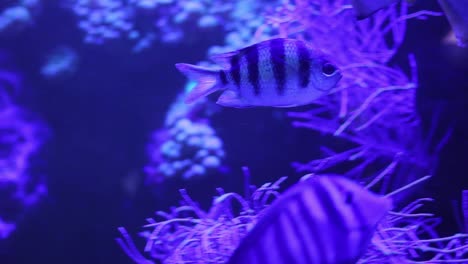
[[322, 63, 337, 76], [345, 192, 354, 204]]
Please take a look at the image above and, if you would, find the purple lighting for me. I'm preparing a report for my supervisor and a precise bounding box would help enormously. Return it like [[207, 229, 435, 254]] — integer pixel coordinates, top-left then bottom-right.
[[145, 92, 225, 183], [118, 168, 285, 263], [118, 0, 468, 262], [0, 65, 48, 240]]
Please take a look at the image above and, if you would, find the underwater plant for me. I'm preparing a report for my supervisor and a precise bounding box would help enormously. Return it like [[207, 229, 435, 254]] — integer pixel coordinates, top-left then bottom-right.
[[264, 0, 468, 262], [362, 197, 468, 263], [0, 67, 48, 239], [118, 170, 468, 263], [145, 91, 225, 183], [255, 0, 444, 194], [118, 167, 286, 263], [118, 0, 468, 263]]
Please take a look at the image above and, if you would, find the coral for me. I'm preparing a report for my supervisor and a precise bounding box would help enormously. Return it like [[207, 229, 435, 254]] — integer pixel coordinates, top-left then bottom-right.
[[119, 0, 468, 263], [117, 167, 285, 263], [0, 67, 48, 240], [144, 92, 225, 183], [364, 198, 468, 263], [262, 0, 468, 262], [70, 0, 135, 45], [66, 0, 277, 52], [204, 0, 276, 55], [257, 0, 444, 193], [0, 218, 15, 239], [0, 0, 41, 36], [118, 171, 468, 263], [40, 46, 79, 80], [0, 105, 48, 240]]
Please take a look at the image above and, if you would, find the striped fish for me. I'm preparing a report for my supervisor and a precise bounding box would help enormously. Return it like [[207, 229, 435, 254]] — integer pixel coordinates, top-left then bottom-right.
[[175, 38, 342, 108], [227, 175, 393, 264]]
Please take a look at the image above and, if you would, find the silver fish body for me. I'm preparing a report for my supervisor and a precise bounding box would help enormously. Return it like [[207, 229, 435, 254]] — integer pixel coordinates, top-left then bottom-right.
[[227, 175, 392, 264], [176, 38, 342, 108]]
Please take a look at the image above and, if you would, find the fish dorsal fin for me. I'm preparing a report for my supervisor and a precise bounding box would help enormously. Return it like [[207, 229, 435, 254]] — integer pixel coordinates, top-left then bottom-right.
[[211, 38, 318, 72], [209, 50, 239, 68], [209, 38, 290, 68]]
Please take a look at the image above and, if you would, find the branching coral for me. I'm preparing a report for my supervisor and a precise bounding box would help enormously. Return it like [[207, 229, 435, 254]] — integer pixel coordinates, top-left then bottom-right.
[[0, 106, 48, 239], [118, 168, 286, 263], [118, 171, 468, 263], [364, 198, 468, 263], [119, 0, 468, 262], [0, 67, 48, 240], [260, 1, 468, 261], [253, 0, 444, 193]]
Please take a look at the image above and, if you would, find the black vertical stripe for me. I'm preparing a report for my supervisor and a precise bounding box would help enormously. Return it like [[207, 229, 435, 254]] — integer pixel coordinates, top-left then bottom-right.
[[314, 181, 351, 262], [219, 70, 227, 85], [297, 41, 311, 88], [246, 46, 260, 95], [313, 182, 347, 231], [349, 206, 370, 259], [297, 193, 324, 262], [230, 56, 241, 88], [273, 216, 296, 263], [284, 196, 313, 262], [334, 179, 369, 228], [271, 38, 286, 95]]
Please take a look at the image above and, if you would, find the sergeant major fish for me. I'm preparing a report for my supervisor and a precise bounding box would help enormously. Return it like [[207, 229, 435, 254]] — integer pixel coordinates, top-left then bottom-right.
[[227, 175, 393, 264], [175, 38, 342, 108]]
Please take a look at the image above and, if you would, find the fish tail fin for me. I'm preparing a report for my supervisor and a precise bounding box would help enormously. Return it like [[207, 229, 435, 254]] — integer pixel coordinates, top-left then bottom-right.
[[175, 63, 222, 104]]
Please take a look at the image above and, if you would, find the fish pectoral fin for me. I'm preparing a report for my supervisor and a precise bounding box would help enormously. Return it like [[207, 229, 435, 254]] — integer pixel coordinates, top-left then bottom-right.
[[217, 90, 251, 108]]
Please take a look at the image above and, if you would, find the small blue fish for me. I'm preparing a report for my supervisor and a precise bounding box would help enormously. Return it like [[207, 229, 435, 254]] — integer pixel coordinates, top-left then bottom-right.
[[176, 38, 342, 108], [227, 175, 392, 264]]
